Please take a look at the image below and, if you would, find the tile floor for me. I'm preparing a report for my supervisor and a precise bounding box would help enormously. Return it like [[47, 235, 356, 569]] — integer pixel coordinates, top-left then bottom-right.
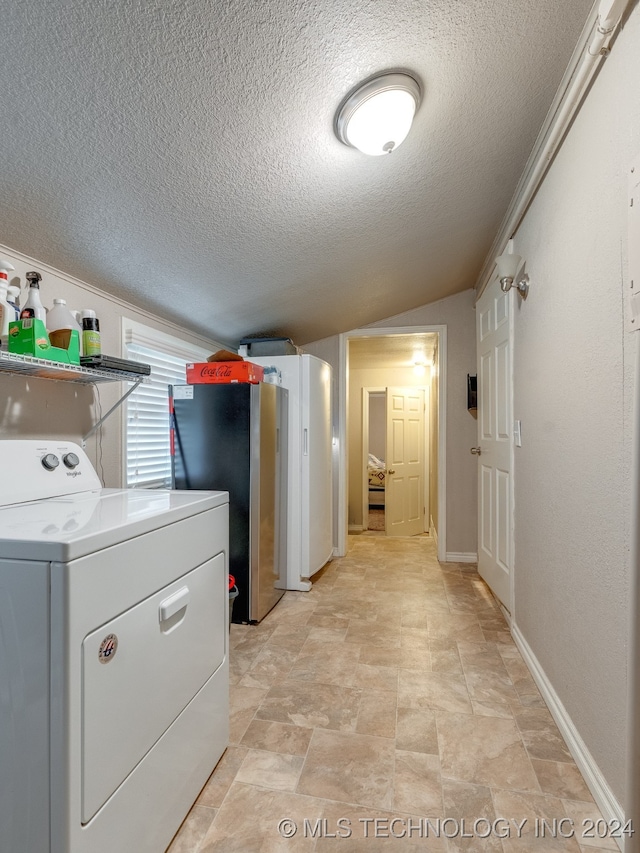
[[167, 535, 616, 853]]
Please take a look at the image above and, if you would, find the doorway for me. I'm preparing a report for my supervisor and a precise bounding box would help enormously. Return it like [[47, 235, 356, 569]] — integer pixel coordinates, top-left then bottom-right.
[[336, 325, 447, 560], [361, 386, 430, 535]]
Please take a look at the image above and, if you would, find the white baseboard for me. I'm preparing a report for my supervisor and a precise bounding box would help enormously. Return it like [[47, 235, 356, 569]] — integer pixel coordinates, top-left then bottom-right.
[[512, 624, 624, 850], [445, 552, 478, 563], [348, 524, 365, 533]]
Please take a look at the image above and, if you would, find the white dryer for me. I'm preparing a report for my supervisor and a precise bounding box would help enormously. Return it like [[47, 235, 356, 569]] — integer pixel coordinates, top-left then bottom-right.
[[0, 440, 229, 853]]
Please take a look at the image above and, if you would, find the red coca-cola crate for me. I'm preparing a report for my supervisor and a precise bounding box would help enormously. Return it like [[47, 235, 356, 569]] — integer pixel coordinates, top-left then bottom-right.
[[186, 361, 265, 384]]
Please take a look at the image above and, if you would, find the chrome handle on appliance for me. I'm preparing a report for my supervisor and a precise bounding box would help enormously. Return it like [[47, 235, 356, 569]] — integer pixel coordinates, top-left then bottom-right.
[[303, 428, 308, 456], [159, 586, 190, 622], [388, 469, 396, 475], [470, 447, 482, 456]]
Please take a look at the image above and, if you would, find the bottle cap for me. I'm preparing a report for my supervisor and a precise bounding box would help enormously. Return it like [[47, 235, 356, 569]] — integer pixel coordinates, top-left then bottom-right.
[[81, 309, 96, 319], [53, 298, 67, 305], [25, 271, 42, 288], [7, 286, 19, 300], [0, 259, 15, 281]]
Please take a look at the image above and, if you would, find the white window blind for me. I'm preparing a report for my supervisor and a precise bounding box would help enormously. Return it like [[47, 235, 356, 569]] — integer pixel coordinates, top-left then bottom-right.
[[123, 322, 211, 488]]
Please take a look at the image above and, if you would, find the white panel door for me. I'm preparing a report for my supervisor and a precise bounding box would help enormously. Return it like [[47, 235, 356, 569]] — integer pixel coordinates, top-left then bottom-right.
[[385, 388, 425, 537], [476, 278, 513, 610]]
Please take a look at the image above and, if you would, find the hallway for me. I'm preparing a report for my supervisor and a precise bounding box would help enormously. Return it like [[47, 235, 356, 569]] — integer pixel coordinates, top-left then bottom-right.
[[168, 537, 613, 852]]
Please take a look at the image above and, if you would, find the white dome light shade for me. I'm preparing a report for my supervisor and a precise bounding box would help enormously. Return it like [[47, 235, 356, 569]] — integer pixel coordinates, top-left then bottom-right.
[[495, 253, 522, 280], [335, 73, 421, 156]]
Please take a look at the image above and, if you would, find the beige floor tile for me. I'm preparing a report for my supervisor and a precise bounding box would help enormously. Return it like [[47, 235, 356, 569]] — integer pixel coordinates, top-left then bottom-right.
[[199, 782, 323, 852], [514, 709, 573, 763], [457, 641, 510, 675], [297, 728, 395, 810], [235, 748, 304, 791], [428, 613, 485, 644], [531, 760, 593, 803], [345, 621, 402, 649], [442, 778, 502, 853], [238, 645, 298, 690], [353, 663, 399, 692], [578, 848, 623, 853], [400, 627, 431, 650], [288, 638, 361, 687], [396, 707, 439, 754], [399, 670, 473, 714], [514, 690, 548, 710], [166, 805, 217, 853], [393, 750, 443, 814], [356, 687, 398, 738], [401, 610, 430, 629], [483, 629, 516, 645], [471, 698, 515, 719], [359, 645, 404, 667], [430, 641, 464, 675], [493, 787, 582, 852], [229, 685, 268, 743], [265, 623, 314, 648], [197, 746, 248, 808], [240, 719, 313, 756], [437, 712, 540, 792], [399, 647, 433, 671], [560, 800, 620, 850], [464, 667, 520, 709], [307, 625, 349, 643], [256, 681, 362, 731]]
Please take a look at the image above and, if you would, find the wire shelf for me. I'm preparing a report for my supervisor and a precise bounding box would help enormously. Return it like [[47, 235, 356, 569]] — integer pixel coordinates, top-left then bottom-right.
[[0, 352, 148, 384]]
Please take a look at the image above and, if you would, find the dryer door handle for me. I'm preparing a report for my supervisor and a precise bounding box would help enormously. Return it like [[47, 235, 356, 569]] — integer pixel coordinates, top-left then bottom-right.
[[159, 586, 190, 622]]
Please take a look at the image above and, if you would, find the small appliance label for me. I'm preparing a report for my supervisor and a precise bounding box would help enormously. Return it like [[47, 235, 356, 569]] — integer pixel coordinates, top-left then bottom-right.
[[98, 633, 118, 663], [173, 386, 194, 399]]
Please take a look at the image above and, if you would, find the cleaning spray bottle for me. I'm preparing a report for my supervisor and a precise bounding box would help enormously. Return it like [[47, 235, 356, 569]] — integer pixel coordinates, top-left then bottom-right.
[[0, 259, 16, 351], [20, 271, 46, 321]]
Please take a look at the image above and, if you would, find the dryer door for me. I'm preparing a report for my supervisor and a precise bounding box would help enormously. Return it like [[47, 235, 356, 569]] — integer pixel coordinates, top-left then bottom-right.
[[81, 552, 225, 823]]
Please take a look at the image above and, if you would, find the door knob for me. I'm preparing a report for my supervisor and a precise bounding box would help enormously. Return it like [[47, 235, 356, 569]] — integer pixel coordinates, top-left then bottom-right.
[[388, 469, 396, 474], [470, 447, 482, 456]]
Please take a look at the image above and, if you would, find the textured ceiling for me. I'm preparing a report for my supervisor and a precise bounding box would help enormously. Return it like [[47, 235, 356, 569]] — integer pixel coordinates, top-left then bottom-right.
[[1, 0, 593, 346]]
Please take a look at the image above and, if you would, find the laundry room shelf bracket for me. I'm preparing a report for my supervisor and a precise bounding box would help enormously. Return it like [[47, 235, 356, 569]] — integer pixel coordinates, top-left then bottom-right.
[[82, 378, 143, 446]]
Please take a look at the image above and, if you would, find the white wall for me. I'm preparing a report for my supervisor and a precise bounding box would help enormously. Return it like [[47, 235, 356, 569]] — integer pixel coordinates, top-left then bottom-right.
[[507, 6, 640, 805], [0, 244, 221, 486]]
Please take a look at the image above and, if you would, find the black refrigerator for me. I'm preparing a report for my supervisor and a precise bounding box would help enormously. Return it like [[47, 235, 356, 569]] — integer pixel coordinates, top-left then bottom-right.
[[170, 382, 287, 623]]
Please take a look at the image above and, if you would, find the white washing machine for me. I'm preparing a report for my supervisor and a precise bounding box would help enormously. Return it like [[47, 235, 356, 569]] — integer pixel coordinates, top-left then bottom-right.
[[0, 440, 230, 853]]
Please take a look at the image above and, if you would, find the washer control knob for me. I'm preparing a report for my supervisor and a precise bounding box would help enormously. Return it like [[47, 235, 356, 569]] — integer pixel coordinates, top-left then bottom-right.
[[42, 453, 60, 471], [63, 452, 80, 469]]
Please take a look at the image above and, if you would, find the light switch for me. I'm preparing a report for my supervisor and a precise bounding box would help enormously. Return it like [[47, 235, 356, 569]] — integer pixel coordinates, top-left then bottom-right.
[[514, 420, 522, 447]]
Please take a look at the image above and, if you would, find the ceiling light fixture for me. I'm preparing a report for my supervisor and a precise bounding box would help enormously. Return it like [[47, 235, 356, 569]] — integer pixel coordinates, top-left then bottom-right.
[[335, 72, 421, 156], [495, 251, 529, 298]]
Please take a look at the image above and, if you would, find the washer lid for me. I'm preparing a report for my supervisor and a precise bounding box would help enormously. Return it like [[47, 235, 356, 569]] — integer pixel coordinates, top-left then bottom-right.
[[0, 487, 228, 561]]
